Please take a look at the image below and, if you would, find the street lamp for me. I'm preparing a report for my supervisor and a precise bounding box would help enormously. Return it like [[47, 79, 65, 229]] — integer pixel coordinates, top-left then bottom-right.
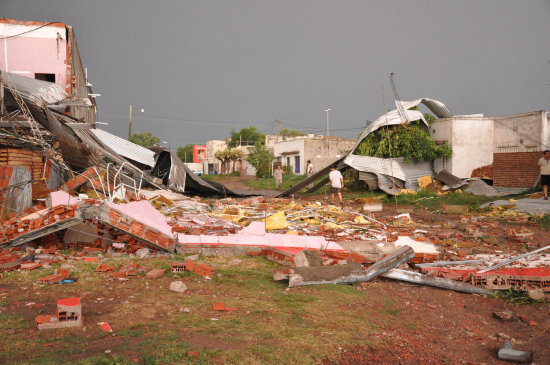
[[128, 104, 145, 140], [162, 140, 171, 150], [325, 108, 331, 137]]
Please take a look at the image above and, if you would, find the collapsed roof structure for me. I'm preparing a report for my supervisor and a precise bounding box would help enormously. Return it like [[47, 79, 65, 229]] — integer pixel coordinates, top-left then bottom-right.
[[278, 98, 502, 197], [0, 70, 251, 198]]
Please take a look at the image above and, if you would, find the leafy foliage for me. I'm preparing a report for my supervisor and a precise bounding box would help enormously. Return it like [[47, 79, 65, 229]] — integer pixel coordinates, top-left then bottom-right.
[[176, 144, 194, 163], [228, 126, 265, 148], [246, 141, 274, 178], [354, 122, 451, 162], [280, 128, 305, 138], [130, 132, 160, 147]]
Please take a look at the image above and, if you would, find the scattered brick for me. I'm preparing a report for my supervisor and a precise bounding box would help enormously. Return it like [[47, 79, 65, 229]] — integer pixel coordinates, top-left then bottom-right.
[[212, 302, 237, 312], [145, 269, 165, 279]]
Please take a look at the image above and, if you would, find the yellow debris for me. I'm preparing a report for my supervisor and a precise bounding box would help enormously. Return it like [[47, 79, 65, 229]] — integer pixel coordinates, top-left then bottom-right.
[[286, 231, 299, 235], [265, 211, 289, 230], [353, 215, 369, 224], [323, 222, 347, 230], [398, 189, 417, 195], [417, 175, 433, 189], [303, 218, 322, 225]]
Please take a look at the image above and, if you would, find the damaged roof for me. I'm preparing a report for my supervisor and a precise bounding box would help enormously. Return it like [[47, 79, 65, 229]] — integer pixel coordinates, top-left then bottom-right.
[[90, 128, 156, 168]]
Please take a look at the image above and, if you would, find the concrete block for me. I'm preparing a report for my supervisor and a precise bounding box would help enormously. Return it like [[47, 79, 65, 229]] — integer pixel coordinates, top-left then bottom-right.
[[169, 281, 187, 293]]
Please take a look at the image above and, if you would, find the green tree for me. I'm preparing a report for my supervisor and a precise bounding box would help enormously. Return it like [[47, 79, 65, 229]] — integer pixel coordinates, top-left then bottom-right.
[[229, 149, 245, 172], [130, 132, 160, 147], [246, 141, 274, 178], [177, 144, 194, 163], [214, 148, 233, 174], [228, 126, 265, 148], [354, 122, 451, 162]]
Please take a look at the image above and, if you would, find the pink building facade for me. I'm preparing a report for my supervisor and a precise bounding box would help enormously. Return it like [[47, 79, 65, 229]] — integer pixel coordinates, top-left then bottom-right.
[[0, 19, 96, 123]]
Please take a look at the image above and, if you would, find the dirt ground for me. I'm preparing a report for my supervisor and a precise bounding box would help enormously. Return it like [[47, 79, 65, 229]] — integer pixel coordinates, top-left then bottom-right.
[[1, 177, 549, 364]]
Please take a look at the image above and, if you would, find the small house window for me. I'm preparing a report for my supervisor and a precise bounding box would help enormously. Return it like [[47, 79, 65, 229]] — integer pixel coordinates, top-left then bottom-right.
[[35, 73, 56, 82]]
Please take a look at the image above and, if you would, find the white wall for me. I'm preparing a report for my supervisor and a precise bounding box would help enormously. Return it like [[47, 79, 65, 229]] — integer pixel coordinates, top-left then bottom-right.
[[273, 139, 305, 173], [431, 117, 493, 178], [493, 111, 546, 152]]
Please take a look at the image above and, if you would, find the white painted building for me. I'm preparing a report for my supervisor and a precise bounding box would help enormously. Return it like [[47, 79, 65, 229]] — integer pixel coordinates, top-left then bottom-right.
[[431, 110, 549, 178], [273, 135, 356, 174]]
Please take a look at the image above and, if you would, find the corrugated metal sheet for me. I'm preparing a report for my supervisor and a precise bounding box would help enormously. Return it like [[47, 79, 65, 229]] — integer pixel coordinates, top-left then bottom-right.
[[1, 71, 67, 104], [434, 169, 467, 189], [90, 129, 156, 168], [344, 155, 432, 194], [463, 178, 499, 196]]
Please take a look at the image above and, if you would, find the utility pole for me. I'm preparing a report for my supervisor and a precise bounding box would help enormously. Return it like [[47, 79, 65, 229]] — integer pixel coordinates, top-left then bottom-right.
[[274, 119, 285, 140], [128, 104, 144, 140], [128, 104, 133, 140], [325, 109, 331, 136]]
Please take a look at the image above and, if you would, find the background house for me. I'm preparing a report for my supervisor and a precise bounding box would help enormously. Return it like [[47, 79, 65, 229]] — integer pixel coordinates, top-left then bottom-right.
[[0, 18, 97, 123], [431, 110, 549, 187], [273, 135, 356, 174]]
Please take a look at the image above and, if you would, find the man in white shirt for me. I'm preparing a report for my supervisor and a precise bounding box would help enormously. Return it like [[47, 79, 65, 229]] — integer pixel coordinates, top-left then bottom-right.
[[329, 167, 344, 205], [273, 165, 283, 190], [538, 150, 550, 200], [306, 160, 314, 189]]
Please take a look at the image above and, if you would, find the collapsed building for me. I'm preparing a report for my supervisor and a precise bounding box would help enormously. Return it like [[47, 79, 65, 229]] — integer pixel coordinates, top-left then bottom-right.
[[279, 98, 549, 197]]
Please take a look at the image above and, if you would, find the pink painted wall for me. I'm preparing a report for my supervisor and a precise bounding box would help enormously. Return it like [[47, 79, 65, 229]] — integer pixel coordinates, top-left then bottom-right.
[[0, 36, 67, 89]]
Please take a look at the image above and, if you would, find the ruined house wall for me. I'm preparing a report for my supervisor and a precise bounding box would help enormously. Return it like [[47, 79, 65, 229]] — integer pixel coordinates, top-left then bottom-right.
[[493, 111, 547, 153], [431, 117, 494, 178], [304, 138, 355, 175], [0, 21, 67, 88]]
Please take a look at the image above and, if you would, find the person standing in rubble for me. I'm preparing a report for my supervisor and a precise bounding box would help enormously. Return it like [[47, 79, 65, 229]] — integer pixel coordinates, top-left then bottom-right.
[[306, 160, 314, 189], [538, 150, 550, 200], [273, 164, 283, 190], [329, 166, 344, 205]]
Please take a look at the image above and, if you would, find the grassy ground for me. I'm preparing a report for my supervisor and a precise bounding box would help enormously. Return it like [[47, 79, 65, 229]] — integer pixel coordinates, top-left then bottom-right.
[[245, 174, 307, 191], [0, 255, 386, 365]]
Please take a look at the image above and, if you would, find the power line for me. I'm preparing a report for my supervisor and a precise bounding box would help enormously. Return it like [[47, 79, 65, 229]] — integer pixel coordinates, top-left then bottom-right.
[[0, 22, 57, 40], [100, 112, 272, 127]]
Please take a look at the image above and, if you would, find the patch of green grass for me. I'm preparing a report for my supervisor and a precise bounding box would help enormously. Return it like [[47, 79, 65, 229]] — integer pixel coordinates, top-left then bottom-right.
[[379, 298, 400, 316], [77, 356, 129, 365], [403, 322, 419, 330], [490, 288, 546, 304], [245, 174, 307, 191], [383, 189, 501, 211], [536, 214, 550, 228]]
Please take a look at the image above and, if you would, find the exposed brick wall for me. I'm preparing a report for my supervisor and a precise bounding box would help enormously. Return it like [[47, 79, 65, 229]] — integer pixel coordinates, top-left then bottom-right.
[[493, 152, 541, 187]]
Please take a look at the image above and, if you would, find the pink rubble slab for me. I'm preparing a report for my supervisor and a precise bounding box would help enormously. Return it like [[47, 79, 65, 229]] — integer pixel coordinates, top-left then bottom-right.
[[106, 200, 174, 237], [49, 191, 79, 207], [178, 221, 344, 251]]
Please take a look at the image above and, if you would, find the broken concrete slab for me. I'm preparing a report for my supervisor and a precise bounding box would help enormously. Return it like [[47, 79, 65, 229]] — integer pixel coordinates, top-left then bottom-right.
[[169, 281, 187, 293], [145, 269, 165, 279], [497, 341, 532, 363], [287, 246, 415, 287], [381, 269, 491, 295]]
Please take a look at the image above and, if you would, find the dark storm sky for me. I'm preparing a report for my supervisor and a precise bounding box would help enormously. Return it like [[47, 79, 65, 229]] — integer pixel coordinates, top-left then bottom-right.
[[1, 0, 549, 149]]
